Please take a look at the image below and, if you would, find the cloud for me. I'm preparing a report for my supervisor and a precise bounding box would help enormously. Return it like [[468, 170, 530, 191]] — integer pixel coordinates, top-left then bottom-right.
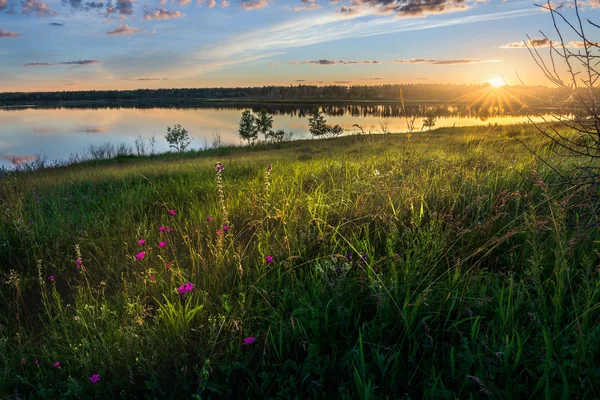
[[105, 0, 134, 16], [0, 29, 22, 37], [172, 7, 533, 80], [143, 7, 184, 19], [21, 0, 58, 16], [338, 5, 359, 15], [294, 2, 319, 10], [288, 58, 500, 65], [23, 59, 99, 66], [350, 0, 471, 18], [239, 0, 269, 10], [500, 38, 595, 49], [220, 0, 230, 5], [125, 77, 169, 80], [106, 24, 141, 35], [334, 80, 351, 83], [0, 0, 7, 9], [49, 22, 64, 25], [268, 61, 280, 65]]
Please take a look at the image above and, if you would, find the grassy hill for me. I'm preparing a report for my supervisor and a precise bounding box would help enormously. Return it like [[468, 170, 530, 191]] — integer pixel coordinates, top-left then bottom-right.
[[1, 125, 599, 399]]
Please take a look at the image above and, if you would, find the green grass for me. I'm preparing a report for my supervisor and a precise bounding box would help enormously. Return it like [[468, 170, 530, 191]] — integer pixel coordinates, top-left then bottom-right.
[[1, 124, 599, 399]]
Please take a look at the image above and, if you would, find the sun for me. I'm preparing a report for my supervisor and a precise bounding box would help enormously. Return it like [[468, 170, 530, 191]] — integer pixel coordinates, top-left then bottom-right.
[[488, 77, 506, 88]]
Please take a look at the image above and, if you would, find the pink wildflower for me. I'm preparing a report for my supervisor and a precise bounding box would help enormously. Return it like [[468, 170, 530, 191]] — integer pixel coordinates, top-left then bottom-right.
[[158, 240, 167, 248], [166, 227, 174, 233], [48, 275, 55, 281], [169, 209, 176, 215], [75, 258, 82, 264], [177, 282, 195, 294], [135, 251, 146, 260], [216, 229, 223, 235], [165, 263, 172, 269], [73, 316, 80, 322], [138, 239, 146, 245], [150, 275, 155, 280], [223, 225, 230, 232], [89, 373, 101, 384], [34, 360, 39, 366], [265, 256, 274, 263], [53, 361, 61, 368], [242, 337, 255, 345], [207, 216, 214, 222], [158, 226, 166, 231]]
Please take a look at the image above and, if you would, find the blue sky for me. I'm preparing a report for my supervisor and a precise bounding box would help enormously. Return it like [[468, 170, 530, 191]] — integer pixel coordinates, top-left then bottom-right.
[[0, 0, 599, 91]]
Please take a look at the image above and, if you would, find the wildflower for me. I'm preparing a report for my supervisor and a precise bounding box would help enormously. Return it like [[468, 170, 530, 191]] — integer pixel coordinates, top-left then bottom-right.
[[166, 227, 174, 233], [48, 275, 55, 281], [361, 254, 368, 261], [223, 225, 230, 232], [346, 251, 353, 262], [158, 226, 166, 231], [75, 258, 82, 264], [53, 361, 61, 368], [165, 263, 172, 269], [169, 209, 176, 215], [216, 229, 223, 235], [73, 316, 80, 322], [207, 216, 214, 222], [138, 239, 146, 245], [149, 275, 156, 282], [242, 337, 255, 345], [158, 241, 167, 248], [89, 373, 101, 384], [135, 251, 146, 260], [34, 360, 39, 366], [216, 163, 225, 173], [177, 282, 194, 294], [265, 255, 274, 263], [266, 164, 272, 173]]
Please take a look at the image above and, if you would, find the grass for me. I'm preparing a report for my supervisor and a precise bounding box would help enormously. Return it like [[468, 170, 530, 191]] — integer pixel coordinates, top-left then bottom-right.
[[1, 124, 599, 399]]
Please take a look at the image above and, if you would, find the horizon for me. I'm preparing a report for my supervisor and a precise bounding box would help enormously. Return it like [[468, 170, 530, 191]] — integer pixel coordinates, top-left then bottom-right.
[[2, 0, 599, 91], [0, 82, 557, 96]]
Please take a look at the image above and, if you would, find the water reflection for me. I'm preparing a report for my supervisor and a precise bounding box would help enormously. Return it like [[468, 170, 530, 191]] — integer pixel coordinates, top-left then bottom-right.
[[0, 102, 569, 169]]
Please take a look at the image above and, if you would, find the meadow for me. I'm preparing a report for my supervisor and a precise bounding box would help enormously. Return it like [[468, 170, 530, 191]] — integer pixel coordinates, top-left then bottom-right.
[[1, 124, 599, 399]]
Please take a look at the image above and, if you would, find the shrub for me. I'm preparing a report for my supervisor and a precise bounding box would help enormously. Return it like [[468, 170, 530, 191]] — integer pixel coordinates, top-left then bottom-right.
[[165, 124, 191, 152]]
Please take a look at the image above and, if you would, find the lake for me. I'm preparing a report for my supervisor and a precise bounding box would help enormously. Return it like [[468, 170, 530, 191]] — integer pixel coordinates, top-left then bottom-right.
[[0, 102, 562, 169]]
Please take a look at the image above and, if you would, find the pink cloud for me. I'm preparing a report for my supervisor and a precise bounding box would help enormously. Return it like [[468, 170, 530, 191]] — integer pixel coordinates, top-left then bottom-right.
[[0, 29, 22, 37], [106, 24, 142, 35]]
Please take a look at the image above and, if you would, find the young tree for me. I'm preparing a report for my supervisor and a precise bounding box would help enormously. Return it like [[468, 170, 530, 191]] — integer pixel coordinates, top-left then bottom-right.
[[329, 124, 344, 137], [422, 111, 437, 131], [255, 109, 274, 141], [308, 108, 329, 138], [268, 129, 286, 142], [165, 124, 191, 152], [525, 0, 600, 196], [239, 110, 258, 144]]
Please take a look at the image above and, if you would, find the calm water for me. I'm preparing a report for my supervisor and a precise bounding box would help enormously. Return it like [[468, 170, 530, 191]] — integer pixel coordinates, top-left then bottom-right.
[[0, 103, 560, 168]]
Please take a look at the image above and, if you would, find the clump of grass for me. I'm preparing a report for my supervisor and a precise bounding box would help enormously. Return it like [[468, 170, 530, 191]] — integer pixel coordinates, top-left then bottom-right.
[[0, 126, 599, 398]]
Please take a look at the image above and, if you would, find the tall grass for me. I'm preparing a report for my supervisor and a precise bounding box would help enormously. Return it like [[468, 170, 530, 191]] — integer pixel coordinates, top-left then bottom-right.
[[0, 124, 599, 398]]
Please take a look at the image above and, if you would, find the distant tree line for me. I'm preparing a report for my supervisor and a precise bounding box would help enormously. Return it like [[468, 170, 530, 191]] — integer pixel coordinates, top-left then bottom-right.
[[0, 84, 564, 105]]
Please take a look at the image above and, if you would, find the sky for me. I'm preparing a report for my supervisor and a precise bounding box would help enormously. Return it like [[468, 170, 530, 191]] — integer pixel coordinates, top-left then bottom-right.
[[1, 0, 599, 91]]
